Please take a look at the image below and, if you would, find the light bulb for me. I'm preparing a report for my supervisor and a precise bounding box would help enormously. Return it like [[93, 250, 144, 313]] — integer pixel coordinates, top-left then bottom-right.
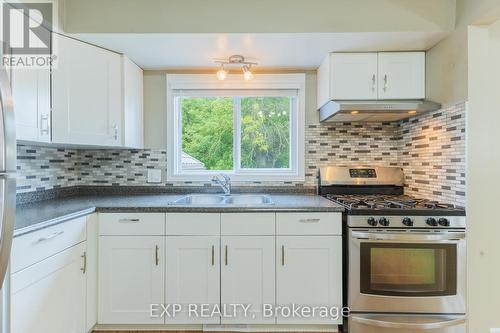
[[243, 65, 253, 80], [216, 66, 228, 80]]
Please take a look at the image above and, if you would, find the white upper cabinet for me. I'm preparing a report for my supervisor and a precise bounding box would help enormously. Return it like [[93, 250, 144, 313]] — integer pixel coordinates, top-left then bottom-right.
[[330, 53, 378, 101], [122, 56, 144, 148], [52, 34, 122, 146], [12, 68, 51, 142], [317, 52, 425, 108], [378, 52, 425, 99]]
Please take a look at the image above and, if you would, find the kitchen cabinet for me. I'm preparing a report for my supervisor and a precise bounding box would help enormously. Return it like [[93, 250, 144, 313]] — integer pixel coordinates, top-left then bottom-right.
[[276, 236, 342, 324], [377, 52, 425, 99], [52, 33, 122, 146], [329, 53, 378, 101], [165, 236, 220, 324], [85, 214, 98, 332], [98, 236, 165, 324], [11, 242, 87, 333], [317, 52, 425, 109], [221, 236, 275, 324], [12, 68, 50, 142], [122, 56, 144, 148]]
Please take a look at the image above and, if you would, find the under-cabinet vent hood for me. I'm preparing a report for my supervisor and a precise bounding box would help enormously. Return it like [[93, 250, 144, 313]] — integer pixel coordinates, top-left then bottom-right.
[[318, 100, 441, 122]]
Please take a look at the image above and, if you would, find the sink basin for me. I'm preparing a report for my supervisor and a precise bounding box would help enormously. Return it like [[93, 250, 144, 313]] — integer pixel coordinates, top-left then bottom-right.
[[224, 195, 275, 205], [170, 194, 275, 205], [170, 194, 226, 205]]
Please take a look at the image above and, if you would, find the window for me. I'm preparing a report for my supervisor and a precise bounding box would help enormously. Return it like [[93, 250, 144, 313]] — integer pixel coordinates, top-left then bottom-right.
[[167, 74, 305, 181]]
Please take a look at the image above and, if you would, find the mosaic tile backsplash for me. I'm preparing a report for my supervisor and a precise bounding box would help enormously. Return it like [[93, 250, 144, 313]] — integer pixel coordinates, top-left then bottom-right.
[[16, 102, 466, 206]]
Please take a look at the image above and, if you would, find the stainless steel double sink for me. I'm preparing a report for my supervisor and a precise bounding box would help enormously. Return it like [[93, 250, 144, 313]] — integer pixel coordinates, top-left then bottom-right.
[[169, 194, 275, 206]]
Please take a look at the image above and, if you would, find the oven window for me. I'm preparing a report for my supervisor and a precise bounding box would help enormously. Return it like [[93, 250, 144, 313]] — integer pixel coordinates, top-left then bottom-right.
[[360, 243, 457, 296]]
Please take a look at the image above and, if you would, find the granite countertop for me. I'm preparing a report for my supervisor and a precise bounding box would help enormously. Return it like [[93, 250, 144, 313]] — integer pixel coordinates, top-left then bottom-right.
[[15, 193, 345, 236]]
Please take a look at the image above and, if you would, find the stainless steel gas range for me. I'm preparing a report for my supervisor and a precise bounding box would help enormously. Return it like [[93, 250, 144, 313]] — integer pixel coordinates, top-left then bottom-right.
[[319, 166, 466, 333]]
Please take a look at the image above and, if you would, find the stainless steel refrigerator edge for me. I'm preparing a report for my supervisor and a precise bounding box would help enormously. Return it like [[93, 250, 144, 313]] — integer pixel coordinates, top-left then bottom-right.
[[0, 44, 17, 333]]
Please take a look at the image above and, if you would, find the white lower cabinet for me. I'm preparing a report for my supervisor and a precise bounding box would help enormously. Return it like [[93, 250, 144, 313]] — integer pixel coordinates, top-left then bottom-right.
[[221, 236, 275, 324], [98, 236, 165, 324], [165, 236, 220, 324], [11, 242, 87, 333], [276, 236, 343, 324]]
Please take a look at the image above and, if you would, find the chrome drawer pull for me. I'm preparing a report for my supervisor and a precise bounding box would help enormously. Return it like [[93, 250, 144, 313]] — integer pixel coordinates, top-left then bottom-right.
[[299, 218, 320, 223], [211, 245, 215, 266], [33, 230, 64, 244], [81, 252, 87, 274], [155, 245, 159, 266], [281, 245, 285, 266], [118, 218, 140, 223]]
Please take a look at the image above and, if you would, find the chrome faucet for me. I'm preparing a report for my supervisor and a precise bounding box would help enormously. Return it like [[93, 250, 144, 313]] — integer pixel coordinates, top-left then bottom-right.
[[212, 174, 231, 195]]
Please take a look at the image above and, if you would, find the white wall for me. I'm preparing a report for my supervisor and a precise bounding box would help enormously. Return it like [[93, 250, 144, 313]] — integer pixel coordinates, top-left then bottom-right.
[[467, 21, 500, 333]]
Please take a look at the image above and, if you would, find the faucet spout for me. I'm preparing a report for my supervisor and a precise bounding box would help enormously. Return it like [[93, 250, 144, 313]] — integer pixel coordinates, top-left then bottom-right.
[[212, 174, 231, 195]]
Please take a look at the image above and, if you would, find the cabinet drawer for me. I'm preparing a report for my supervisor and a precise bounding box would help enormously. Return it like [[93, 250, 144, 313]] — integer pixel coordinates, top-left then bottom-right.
[[11, 217, 86, 273], [221, 213, 275, 235], [166, 213, 220, 235], [99, 213, 165, 236], [276, 213, 342, 235]]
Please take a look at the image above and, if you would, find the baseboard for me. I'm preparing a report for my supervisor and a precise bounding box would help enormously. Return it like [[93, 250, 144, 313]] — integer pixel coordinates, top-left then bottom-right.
[[93, 323, 339, 332]]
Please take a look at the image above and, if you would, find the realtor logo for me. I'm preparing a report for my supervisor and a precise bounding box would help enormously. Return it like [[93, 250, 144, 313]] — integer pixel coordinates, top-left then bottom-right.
[[2, 2, 54, 68]]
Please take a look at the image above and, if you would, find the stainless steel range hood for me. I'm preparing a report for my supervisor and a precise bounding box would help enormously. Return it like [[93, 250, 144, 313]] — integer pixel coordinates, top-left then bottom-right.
[[318, 100, 441, 122]]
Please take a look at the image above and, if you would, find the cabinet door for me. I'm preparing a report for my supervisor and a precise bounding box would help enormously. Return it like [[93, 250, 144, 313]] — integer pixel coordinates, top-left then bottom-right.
[[12, 68, 50, 142], [122, 56, 144, 148], [165, 236, 220, 324], [11, 242, 86, 333], [221, 236, 275, 324], [378, 52, 425, 99], [98, 236, 164, 324], [85, 214, 98, 331], [52, 34, 122, 146], [276, 236, 342, 324], [331, 53, 378, 100]]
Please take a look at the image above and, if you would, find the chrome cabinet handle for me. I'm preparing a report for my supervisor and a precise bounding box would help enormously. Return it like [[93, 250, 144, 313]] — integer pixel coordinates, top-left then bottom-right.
[[33, 230, 64, 244], [113, 124, 118, 140], [118, 218, 140, 223], [299, 218, 320, 223], [40, 114, 49, 135], [225, 245, 228, 266], [281, 245, 285, 266], [383, 74, 388, 91], [81, 252, 87, 274], [211, 245, 214, 266], [155, 245, 159, 266], [371, 74, 376, 92]]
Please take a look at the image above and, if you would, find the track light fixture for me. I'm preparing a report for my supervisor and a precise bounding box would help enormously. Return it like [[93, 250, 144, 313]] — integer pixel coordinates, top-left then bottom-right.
[[214, 55, 258, 81]]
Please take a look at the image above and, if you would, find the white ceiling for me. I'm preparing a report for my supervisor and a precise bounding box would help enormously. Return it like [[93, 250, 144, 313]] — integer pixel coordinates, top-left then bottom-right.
[[72, 32, 448, 70]]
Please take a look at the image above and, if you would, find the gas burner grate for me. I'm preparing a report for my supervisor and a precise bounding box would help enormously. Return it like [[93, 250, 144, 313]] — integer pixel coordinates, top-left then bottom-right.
[[325, 194, 458, 211]]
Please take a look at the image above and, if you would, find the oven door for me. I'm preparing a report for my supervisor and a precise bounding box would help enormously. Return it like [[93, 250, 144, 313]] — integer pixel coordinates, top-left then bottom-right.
[[348, 229, 466, 314]]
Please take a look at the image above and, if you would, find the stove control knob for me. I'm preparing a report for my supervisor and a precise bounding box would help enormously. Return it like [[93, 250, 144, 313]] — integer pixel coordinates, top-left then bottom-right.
[[378, 217, 390, 226], [426, 217, 438, 226], [402, 217, 414, 226], [367, 217, 377, 226], [438, 218, 450, 227]]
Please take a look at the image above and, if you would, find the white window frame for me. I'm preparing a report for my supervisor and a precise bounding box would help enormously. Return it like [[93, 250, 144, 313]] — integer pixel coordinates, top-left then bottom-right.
[[166, 74, 305, 182]]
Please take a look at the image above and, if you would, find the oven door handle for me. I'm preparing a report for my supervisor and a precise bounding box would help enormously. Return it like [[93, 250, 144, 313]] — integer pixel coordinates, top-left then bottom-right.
[[351, 315, 466, 330], [351, 231, 465, 241]]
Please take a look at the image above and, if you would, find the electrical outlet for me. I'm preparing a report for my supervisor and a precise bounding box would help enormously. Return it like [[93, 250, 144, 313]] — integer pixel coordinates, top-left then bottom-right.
[[147, 169, 162, 183], [490, 329, 500, 333]]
